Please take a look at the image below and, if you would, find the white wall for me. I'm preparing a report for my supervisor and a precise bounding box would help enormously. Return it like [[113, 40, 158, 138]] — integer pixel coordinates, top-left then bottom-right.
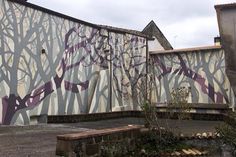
[[148, 36, 164, 51]]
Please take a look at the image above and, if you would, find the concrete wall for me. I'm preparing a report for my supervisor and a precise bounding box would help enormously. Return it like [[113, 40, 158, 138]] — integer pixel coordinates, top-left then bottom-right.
[[56, 125, 142, 157], [151, 48, 235, 108], [216, 5, 236, 107], [2, 0, 234, 125], [148, 37, 164, 51], [0, 0, 147, 125]]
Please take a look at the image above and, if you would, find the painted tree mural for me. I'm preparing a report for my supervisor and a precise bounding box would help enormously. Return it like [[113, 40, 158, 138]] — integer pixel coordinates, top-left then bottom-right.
[[2, 0, 233, 125], [151, 49, 235, 108], [109, 33, 147, 111], [0, 0, 147, 125]]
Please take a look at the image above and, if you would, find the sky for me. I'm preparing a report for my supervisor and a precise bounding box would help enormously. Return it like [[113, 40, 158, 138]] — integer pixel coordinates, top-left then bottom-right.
[[29, 0, 236, 49]]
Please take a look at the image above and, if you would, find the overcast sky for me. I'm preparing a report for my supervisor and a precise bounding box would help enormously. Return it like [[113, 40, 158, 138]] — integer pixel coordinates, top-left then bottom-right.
[[29, 0, 236, 48]]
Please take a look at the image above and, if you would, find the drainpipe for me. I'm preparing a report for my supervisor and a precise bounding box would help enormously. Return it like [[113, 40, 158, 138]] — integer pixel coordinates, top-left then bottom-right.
[[107, 32, 113, 112], [146, 38, 149, 103]]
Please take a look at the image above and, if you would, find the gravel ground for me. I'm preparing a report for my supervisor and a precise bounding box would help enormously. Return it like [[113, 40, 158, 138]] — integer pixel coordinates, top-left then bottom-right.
[[0, 124, 90, 157]]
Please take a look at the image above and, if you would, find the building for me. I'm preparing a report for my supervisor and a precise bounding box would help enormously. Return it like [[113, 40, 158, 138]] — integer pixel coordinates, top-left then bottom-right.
[[0, 0, 169, 125], [1, 0, 235, 125], [215, 3, 236, 108]]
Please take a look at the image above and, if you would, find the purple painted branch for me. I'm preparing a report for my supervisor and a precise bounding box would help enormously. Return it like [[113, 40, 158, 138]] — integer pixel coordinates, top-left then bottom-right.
[[64, 80, 89, 92]]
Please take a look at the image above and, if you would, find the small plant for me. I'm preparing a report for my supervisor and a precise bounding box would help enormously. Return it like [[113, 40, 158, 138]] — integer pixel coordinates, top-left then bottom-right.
[[137, 66, 160, 130], [137, 74, 187, 156], [136, 62, 192, 156], [140, 101, 160, 129], [169, 86, 191, 120]]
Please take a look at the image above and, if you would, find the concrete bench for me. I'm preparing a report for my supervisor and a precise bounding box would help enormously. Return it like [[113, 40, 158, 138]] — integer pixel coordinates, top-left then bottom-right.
[[56, 125, 142, 157]]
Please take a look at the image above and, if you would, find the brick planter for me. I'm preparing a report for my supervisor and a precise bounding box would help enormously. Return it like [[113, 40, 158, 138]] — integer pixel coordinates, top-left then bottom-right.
[[56, 125, 142, 157]]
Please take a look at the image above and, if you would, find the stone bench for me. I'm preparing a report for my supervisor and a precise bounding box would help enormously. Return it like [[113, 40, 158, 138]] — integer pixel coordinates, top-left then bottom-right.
[[56, 125, 142, 157]]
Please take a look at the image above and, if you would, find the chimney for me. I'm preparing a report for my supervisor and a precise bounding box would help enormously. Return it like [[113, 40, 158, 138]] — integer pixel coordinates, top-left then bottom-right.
[[214, 36, 221, 46]]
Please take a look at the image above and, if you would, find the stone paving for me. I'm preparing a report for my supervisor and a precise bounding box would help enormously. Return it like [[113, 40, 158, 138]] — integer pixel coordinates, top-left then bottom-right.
[[0, 118, 224, 157]]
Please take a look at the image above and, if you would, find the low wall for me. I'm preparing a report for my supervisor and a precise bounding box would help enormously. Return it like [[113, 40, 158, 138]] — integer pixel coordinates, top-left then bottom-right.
[[47, 105, 228, 124], [56, 125, 142, 157], [48, 111, 143, 123]]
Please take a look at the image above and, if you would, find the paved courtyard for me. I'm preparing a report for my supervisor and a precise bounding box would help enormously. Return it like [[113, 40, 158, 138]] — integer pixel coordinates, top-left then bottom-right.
[[0, 118, 224, 157]]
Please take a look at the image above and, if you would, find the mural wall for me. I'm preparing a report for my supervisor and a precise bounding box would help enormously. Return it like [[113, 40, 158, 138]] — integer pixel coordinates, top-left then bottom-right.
[[109, 33, 147, 111], [1, 0, 233, 125], [0, 0, 147, 125], [151, 49, 235, 107]]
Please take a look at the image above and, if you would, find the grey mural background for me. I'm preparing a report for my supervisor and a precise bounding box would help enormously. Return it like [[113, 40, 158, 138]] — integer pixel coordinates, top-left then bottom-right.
[[151, 49, 235, 108], [0, 0, 235, 125], [0, 0, 147, 125]]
